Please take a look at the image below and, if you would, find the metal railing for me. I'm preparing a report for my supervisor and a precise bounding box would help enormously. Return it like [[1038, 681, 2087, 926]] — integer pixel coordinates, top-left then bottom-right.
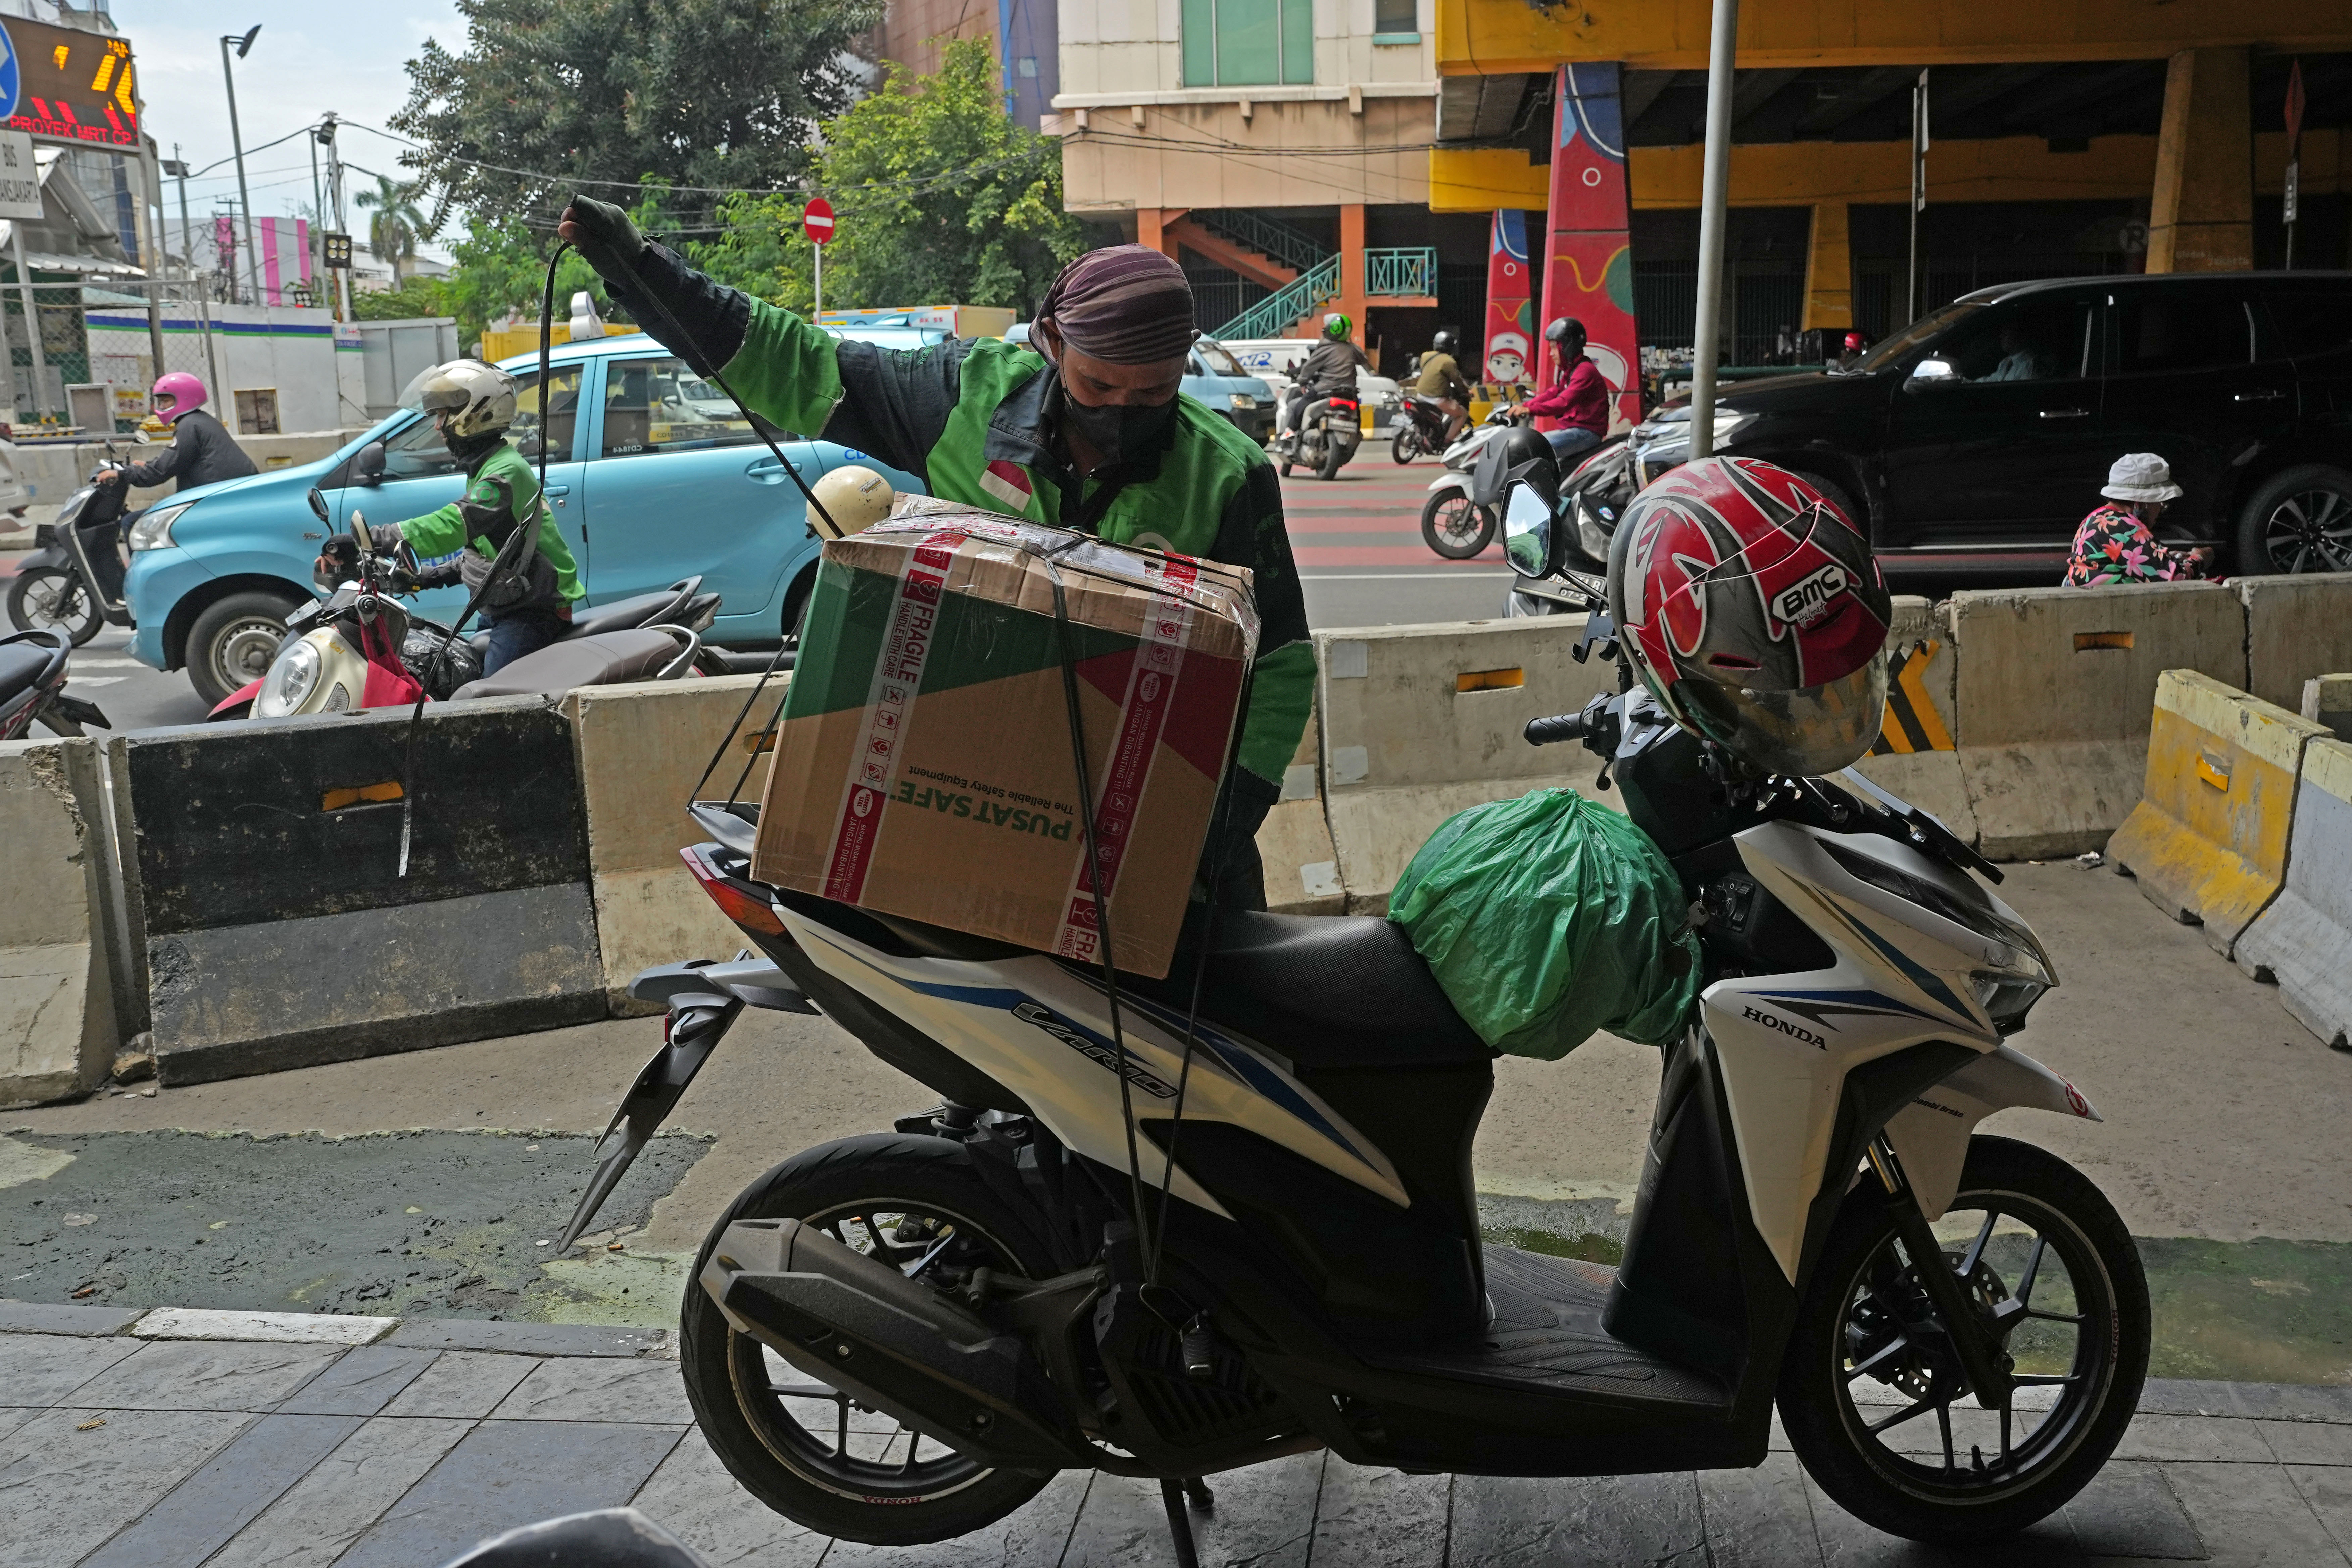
[[1194, 209, 1331, 276], [1366, 247, 1438, 297], [1210, 255, 1341, 341]]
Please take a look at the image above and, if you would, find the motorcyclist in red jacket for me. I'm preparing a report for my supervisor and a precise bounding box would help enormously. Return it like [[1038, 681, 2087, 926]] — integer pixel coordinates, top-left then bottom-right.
[[1524, 317, 1610, 466]]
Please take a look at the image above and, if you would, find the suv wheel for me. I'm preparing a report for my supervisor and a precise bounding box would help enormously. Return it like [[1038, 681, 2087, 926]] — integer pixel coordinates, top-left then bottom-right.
[[186, 590, 302, 707], [2234, 464, 2352, 576]]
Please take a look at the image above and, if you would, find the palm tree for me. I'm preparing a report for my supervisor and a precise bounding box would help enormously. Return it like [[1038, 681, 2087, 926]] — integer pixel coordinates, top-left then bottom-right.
[[354, 173, 428, 283]]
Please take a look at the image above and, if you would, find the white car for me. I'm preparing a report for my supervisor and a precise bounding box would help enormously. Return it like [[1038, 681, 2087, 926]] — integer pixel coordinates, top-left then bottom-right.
[[1217, 338, 1402, 434]]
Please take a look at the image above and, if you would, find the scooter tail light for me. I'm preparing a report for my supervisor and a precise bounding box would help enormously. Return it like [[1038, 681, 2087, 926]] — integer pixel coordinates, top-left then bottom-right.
[[680, 845, 787, 935]]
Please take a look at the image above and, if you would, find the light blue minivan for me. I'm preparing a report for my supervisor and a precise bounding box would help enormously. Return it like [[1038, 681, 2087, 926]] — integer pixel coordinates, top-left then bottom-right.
[[124, 328, 929, 703]]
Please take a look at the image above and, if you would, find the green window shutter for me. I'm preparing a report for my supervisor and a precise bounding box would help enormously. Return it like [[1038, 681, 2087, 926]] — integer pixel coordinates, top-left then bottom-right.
[[1216, 0, 1280, 86], [1181, 0, 1217, 87], [1280, 0, 1313, 84]]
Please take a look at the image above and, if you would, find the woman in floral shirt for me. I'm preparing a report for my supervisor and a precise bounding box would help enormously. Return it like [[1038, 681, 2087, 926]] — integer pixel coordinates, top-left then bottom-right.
[[2066, 452, 2214, 587]]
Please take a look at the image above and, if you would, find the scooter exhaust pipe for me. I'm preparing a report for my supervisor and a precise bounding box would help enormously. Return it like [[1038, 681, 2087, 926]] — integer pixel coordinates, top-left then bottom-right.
[[699, 1218, 1086, 1472]]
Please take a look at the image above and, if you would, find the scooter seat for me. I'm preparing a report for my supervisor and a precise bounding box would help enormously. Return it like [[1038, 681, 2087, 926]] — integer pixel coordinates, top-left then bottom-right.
[[449, 628, 680, 700], [0, 642, 52, 707], [567, 587, 689, 639], [1131, 909, 1491, 1071]]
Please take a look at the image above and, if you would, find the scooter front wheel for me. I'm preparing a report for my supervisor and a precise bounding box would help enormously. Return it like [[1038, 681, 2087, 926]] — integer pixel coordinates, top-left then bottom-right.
[[1390, 425, 1421, 464], [6, 566, 102, 646], [1778, 1135, 2148, 1544], [1421, 491, 1497, 559], [680, 1134, 1061, 1546]]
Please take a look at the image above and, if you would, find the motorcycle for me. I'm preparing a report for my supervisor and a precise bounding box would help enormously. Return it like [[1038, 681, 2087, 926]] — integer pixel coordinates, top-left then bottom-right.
[[0, 627, 112, 739], [1419, 401, 1527, 560], [1507, 434, 1636, 617], [1388, 393, 1460, 466], [1273, 389, 1363, 480], [209, 487, 724, 721], [557, 524, 2148, 1555], [5, 448, 136, 647]]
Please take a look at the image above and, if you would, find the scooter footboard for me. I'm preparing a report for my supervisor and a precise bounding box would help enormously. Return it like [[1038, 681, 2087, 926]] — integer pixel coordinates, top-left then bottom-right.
[[1883, 1045, 2101, 1221]]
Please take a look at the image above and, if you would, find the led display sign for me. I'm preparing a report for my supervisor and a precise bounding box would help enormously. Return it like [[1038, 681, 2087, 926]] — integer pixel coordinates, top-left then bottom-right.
[[0, 16, 140, 149]]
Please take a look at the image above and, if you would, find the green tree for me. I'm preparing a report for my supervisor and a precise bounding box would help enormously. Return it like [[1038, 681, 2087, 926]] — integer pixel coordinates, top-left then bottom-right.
[[431, 208, 635, 348], [695, 39, 1083, 317], [350, 277, 452, 321], [392, 0, 883, 229], [354, 172, 430, 282]]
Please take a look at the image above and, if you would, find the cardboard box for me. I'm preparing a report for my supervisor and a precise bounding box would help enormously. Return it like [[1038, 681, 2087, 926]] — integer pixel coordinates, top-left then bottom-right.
[[755, 501, 1259, 978]]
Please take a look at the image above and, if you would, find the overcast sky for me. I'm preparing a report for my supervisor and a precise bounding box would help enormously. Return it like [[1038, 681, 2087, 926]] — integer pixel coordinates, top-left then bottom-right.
[[112, 0, 466, 257]]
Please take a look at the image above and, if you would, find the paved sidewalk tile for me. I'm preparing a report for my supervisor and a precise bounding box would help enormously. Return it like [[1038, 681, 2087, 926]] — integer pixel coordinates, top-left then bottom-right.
[[0, 1303, 145, 1336], [488, 1353, 698, 1426], [2156, 1460, 2349, 1567], [275, 1347, 438, 1417], [384, 1320, 668, 1357], [0, 1331, 142, 1405], [333, 1418, 687, 1568], [1699, 1453, 1824, 1566], [1798, 1472, 1956, 1567], [627, 1430, 829, 1568], [1063, 1451, 1322, 1567], [2114, 1414, 2279, 1463], [2058, 1460, 2206, 1560], [208, 1417, 475, 1568], [1451, 1470, 1708, 1566], [1310, 1461, 1450, 1568], [2289, 1465, 2352, 1559], [2257, 1420, 2352, 1466], [68, 1340, 345, 1413], [80, 1413, 364, 1568], [0, 1406, 253, 1568], [378, 1352, 537, 1420], [820, 1468, 1093, 1567]]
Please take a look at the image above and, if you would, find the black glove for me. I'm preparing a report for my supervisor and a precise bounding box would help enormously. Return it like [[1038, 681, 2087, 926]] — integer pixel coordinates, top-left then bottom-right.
[[369, 523, 406, 552], [562, 195, 649, 290]]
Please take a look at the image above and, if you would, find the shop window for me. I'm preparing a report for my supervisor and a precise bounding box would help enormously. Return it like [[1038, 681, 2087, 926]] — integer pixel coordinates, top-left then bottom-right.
[[1373, 0, 1418, 38], [1181, 0, 1312, 88]]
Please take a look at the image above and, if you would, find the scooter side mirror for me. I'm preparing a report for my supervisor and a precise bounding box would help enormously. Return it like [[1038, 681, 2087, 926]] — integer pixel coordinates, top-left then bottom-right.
[[1503, 482, 1567, 579], [354, 440, 386, 485]]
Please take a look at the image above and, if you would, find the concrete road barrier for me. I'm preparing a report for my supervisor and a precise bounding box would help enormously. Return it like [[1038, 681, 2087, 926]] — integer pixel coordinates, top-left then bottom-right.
[[0, 739, 126, 1108], [2236, 737, 2352, 1048], [1255, 707, 1343, 915], [112, 697, 606, 1085], [1851, 595, 1974, 841], [2303, 674, 2352, 741], [1316, 616, 1617, 914], [2238, 572, 2352, 713], [565, 673, 783, 1011], [1948, 582, 2246, 860], [2106, 670, 2330, 961]]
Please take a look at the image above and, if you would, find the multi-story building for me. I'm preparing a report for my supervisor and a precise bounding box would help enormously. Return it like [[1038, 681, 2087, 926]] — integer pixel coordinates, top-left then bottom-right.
[[1425, 0, 2349, 413], [872, 0, 1063, 130], [1049, 0, 1485, 370]]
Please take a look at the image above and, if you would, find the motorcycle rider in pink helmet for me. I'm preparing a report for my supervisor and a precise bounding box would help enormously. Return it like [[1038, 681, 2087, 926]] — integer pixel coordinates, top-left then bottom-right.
[[84, 374, 258, 602]]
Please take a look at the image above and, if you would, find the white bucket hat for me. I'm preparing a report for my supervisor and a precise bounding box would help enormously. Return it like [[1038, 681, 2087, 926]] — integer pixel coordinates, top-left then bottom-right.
[[2102, 452, 2183, 504]]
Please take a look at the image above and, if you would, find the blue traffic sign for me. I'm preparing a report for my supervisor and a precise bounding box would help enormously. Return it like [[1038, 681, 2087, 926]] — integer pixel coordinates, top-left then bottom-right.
[[0, 26, 18, 124]]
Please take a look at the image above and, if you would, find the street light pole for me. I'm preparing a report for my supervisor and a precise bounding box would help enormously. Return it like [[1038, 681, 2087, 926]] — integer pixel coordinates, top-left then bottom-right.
[[1687, 0, 1738, 460], [1907, 70, 1929, 326], [219, 26, 262, 306]]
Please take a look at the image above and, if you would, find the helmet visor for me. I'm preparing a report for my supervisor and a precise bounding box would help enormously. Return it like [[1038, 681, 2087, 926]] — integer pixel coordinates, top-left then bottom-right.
[[1678, 653, 1889, 777]]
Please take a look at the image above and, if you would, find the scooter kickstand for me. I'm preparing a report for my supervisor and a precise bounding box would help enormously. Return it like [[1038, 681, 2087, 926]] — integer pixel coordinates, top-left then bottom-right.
[[1160, 1478, 1203, 1568]]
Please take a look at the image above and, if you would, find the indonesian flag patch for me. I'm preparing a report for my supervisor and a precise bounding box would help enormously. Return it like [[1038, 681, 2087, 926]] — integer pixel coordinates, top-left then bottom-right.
[[979, 459, 1034, 512]]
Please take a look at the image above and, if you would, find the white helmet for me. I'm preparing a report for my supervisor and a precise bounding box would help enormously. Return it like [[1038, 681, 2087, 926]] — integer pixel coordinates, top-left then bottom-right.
[[414, 360, 517, 440], [809, 465, 894, 539]]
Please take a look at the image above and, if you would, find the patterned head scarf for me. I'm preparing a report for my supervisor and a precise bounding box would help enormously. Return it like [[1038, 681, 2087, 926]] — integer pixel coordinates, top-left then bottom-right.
[[1034, 245, 1196, 365]]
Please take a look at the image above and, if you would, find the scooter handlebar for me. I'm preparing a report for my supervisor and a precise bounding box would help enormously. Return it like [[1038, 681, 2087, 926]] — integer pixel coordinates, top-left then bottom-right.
[[1523, 713, 1587, 746]]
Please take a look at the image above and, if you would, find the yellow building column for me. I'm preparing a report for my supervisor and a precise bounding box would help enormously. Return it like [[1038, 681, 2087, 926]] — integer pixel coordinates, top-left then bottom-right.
[[2148, 49, 2254, 273], [1801, 202, 1852, 332]]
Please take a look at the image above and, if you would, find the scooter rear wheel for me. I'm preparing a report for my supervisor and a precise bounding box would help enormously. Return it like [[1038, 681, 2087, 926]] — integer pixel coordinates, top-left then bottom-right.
[[6, 566, 101, 646], [1779, 1135, 2148, 1544], [679, 1134, 1061, 1546]]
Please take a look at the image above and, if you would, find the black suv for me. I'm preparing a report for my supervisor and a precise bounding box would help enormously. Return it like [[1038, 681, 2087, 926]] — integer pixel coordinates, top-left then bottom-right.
[[1628, 272, 2352, 577]]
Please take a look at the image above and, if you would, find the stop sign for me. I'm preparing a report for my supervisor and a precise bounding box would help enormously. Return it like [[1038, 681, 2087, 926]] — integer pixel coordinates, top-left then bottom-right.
[[804, 197, 835, 246]]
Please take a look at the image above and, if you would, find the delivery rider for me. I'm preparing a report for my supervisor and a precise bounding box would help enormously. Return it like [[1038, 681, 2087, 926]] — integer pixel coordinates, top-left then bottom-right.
[[558, 198, 1313, 908]]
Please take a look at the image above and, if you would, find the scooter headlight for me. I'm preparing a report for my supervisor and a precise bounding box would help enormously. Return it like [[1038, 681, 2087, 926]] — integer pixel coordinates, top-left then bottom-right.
[[1971, 972, 2050, 1036], [127, 503, 192, 552], [255, 638, 322, 718]]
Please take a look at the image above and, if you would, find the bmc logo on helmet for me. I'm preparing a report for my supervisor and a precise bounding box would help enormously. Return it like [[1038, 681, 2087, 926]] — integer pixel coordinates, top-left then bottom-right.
[[1771, 564, 1850, 628]]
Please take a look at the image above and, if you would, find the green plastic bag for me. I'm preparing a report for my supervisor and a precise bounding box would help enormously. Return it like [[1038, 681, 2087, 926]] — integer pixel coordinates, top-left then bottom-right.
[[1387, 788, 1703, 1059]]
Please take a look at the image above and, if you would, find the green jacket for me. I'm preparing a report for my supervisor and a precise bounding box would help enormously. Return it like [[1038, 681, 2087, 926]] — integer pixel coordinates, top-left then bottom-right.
[[396, 439, 585, 606], [716, 298, 1314, 795]]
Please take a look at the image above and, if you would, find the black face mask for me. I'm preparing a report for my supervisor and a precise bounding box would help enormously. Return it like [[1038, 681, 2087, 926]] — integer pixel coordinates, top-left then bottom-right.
[[1056, 385, 1177, 468]]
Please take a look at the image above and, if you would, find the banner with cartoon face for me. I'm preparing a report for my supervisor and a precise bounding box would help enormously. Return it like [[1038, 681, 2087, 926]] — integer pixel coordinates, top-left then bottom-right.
[[1539, 63, 1641, 429], [1484, 211, 1534, 391]]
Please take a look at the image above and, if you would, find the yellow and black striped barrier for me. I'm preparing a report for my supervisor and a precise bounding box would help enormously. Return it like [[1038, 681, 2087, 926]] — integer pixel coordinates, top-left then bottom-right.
[[1870, 640, 1956, 757]]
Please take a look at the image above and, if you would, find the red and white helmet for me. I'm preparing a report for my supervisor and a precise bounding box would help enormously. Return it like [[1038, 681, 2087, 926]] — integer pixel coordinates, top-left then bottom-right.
[[1609, 457, 1891, 776]]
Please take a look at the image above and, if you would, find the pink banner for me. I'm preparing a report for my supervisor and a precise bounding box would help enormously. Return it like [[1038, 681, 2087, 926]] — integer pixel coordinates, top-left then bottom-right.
[[1482, 210, 1534, 392]]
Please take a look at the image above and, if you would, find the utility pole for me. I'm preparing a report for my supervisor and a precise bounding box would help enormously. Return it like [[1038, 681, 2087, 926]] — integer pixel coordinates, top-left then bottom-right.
[[321, 115, 352, 322], [220, 26, 262, 306], [307, 120, 324, 301], [1907, 70, 1929, 325], [12, 226, 50, 422], [1686, 0, 1737, 459]]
